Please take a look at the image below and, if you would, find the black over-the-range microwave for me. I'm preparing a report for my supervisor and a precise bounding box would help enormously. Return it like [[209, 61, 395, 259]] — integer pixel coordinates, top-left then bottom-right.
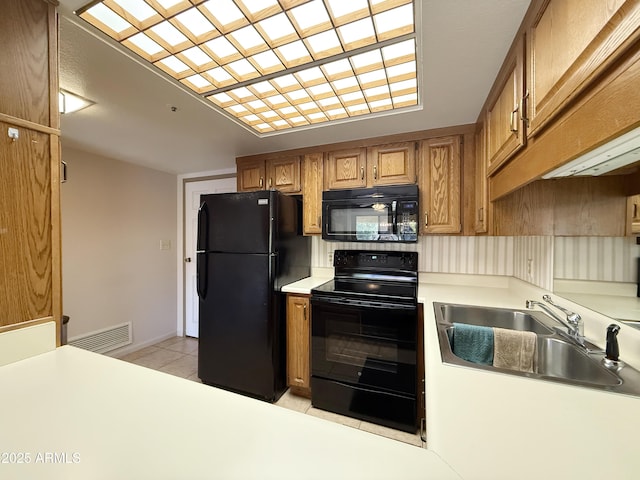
[[321, 185, 419, 243]]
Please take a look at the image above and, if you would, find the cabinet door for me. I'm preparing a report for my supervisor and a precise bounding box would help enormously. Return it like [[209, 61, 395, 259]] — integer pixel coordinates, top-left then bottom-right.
[[486, 35, 525, 175], [629, 194, 640, 234], [267, 156, 301, 193], [303, 153, 323, 234], [474, 123, 488, 233], [325, 148, 367, 189], [368, 142, 416, 186], [528, 0, 640, 137], [237, 159, 265, 191], [418, 136, 462, 234], [286, 294, 311, 396], [0, 123, 53, 327]]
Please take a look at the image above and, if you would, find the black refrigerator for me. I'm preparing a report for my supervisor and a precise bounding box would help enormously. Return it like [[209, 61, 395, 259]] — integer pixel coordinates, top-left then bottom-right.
[[196, 190, 310, 402]]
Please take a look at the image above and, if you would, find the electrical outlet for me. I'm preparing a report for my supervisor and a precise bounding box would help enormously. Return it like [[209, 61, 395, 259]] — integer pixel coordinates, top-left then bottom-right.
[[328, 250, 334, 266], [527, 258, 533, 279], [160, 240, 172, 251]]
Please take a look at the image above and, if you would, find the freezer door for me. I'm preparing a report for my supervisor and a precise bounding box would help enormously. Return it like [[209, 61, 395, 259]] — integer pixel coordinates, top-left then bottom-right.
[[198, 252, 284, 400], [198, 191, 276, 254]]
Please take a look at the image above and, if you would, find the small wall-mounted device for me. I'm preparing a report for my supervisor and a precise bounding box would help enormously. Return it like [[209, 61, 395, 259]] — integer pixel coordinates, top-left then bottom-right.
[[8, 127, 19, 141]]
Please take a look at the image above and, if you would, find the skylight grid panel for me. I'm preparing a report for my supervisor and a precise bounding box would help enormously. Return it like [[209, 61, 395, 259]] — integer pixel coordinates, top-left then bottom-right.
[[389, 78, 417, 96], [278, 105, 302, 118], [358, 69, 388, 88], [248, 81, 278, 97], [304, 29, 343, 60], [321, 58, 354, 81], [270, 74, 302, 93], [202, 67, 236, 87], [203, 36, 242, 64], [307, 111, 328, 123], [108, 0, 159, 28], [148, 21, 191, 52], [173, 8, 218, 41], [225, 59, 260, 81], [369, 0, 413, 15], [289, 115, 309, 126], [235, 0, 281, 23], [147, 0, 192, 17], [347, 103, 370, 115], [350, 49, 384, 74], [255, 12, 299, 48], [246, 99, 269, 113], [181, 73, 213, 93], [392, 92, 417, 107], [340, 90, 365, 106], [179, 46, 216, 69], [363, 84, 391, 101], [277, 0, 312, 11], [287, 0, 332, 37], [207, 91, 236, 107], [317, 96, 341, 108], [124, 32, 168, 61], [240, 113, 263, 125], [294, 67, 326, 87], [156, 55, 193, 78], [228, 86, 257, 102], [368, 97, 393, 112], [80, 4, 136, 40], [307, 83, 335, 99], [326, 107, 348, 119], [331, 76, 360, 94], [254, 122, 275, 133], [381, 39, 416, 66], [285, 89, 312, 105], [337, 18, 376, 51], [373, 3, 414, 41], [249, 50, 285, 75], [297, 100, 321, 113], [264, 94, 289, 109], [325, 0, 369, 27], [200, 0, 248, 33], [275, 40, 313, 68], [227, 25, 269, 57], [386, 60, 417, 83]]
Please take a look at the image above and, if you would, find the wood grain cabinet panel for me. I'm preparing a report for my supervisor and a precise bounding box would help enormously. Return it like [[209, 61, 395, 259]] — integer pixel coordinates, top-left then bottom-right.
[[0, 124, 53, 327], [286, 294, 311, 397], [474, 123, 489, 234], [237, 157, 301, 193], [0, 0, 53, 127], [302, 153, 323, 234], [325, 148, 367, 189], [628, 194, 640, 234], [486, 34, 526, 175], [528, 0, 640, 137], [237, 159, 265, 191], [418, 136, 462, 234], [368, 142, 416, 186]]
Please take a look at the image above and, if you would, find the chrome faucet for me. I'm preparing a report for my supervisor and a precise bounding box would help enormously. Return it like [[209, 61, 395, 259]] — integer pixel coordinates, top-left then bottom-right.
[[526, 295, 585, 346]]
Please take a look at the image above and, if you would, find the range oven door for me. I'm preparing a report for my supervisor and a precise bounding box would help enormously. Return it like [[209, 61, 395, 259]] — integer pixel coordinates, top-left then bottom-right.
[[311, 297, 417, 396]]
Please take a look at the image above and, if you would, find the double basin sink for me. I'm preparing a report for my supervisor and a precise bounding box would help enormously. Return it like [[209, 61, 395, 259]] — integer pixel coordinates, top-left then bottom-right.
[[435, 303, 640, 396]]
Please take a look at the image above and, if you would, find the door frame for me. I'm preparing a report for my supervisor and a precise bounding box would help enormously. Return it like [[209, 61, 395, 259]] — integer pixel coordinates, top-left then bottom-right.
[[176, 169, 236, 337]]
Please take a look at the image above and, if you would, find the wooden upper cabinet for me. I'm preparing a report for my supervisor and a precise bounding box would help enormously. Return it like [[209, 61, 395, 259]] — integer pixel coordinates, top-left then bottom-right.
[[237, 156, 301, 193], [0, 0, 56, 127], [325, 148, 367, 189], [237, 159, 266, 191], [418, 136, 462, 234], [302, 153, 323, 235], [367, 142, 416, 186], [527, 0, 640, 137], [486, 34, 526, 175], [474, 123, 488, 234]]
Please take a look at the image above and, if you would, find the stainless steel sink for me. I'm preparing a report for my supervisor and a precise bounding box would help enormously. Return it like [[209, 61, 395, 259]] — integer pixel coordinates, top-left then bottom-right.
[[439, 304, 554, 335], [537, 337, 621, 386], [434, 302, 640, 396]]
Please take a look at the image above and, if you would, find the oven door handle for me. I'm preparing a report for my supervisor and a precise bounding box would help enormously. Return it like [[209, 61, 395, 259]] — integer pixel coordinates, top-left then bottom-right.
[[311, 295, 416, 311]]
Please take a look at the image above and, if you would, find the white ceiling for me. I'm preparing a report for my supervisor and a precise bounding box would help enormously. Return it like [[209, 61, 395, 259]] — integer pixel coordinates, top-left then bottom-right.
[[57, 0, 531, 175]]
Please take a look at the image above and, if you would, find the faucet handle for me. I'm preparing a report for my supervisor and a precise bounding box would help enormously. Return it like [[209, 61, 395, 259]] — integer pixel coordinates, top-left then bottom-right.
[[605, 324, 621, 362]]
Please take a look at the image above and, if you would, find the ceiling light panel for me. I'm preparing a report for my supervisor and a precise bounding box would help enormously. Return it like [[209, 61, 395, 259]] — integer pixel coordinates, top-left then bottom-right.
[[77, 0, 418, 134]]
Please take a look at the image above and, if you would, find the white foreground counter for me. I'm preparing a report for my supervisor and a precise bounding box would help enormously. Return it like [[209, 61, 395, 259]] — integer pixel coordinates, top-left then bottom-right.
[[0, 346, 460, 480]]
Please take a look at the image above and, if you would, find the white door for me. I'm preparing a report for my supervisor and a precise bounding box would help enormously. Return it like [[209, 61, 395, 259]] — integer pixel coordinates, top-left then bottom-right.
[[184, 177, 237, 337]]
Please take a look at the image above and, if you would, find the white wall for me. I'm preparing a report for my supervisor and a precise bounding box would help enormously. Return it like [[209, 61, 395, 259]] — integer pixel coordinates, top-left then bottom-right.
[[61, 146, 178, 355]]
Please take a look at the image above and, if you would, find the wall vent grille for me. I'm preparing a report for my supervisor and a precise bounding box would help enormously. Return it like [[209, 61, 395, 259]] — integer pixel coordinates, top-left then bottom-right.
[[69, 322, 132, 354]]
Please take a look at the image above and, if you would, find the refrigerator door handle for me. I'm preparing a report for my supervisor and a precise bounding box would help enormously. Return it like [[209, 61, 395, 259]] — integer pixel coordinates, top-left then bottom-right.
[[197, 201, 209, 252], [197, 254, 208, 299]]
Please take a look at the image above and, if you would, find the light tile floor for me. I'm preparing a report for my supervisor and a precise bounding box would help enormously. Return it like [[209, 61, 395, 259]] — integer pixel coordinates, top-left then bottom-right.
[[119, 336, 425, 448]]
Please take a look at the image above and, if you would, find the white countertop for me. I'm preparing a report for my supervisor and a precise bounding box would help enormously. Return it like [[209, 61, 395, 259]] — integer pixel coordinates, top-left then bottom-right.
[[0, 346, 459, 480], [283, 272, 640, 479]]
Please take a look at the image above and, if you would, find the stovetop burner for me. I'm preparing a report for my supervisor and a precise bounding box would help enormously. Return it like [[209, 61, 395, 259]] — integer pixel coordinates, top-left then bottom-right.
[[311, 250, 418, 306]]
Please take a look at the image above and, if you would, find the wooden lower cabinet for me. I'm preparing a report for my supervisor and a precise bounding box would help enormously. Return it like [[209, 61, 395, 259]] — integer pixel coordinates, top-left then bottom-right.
[[629, 194, 640, 234], [286, 294, 311, 397]]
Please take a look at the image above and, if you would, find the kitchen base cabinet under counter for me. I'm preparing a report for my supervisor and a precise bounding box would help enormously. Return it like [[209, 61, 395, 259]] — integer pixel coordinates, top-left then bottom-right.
[[286, 293, 311, 397]]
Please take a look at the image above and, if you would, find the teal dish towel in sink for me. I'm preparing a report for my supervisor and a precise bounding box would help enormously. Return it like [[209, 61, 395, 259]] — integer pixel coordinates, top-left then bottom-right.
[[451, 323, 494, 365]]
